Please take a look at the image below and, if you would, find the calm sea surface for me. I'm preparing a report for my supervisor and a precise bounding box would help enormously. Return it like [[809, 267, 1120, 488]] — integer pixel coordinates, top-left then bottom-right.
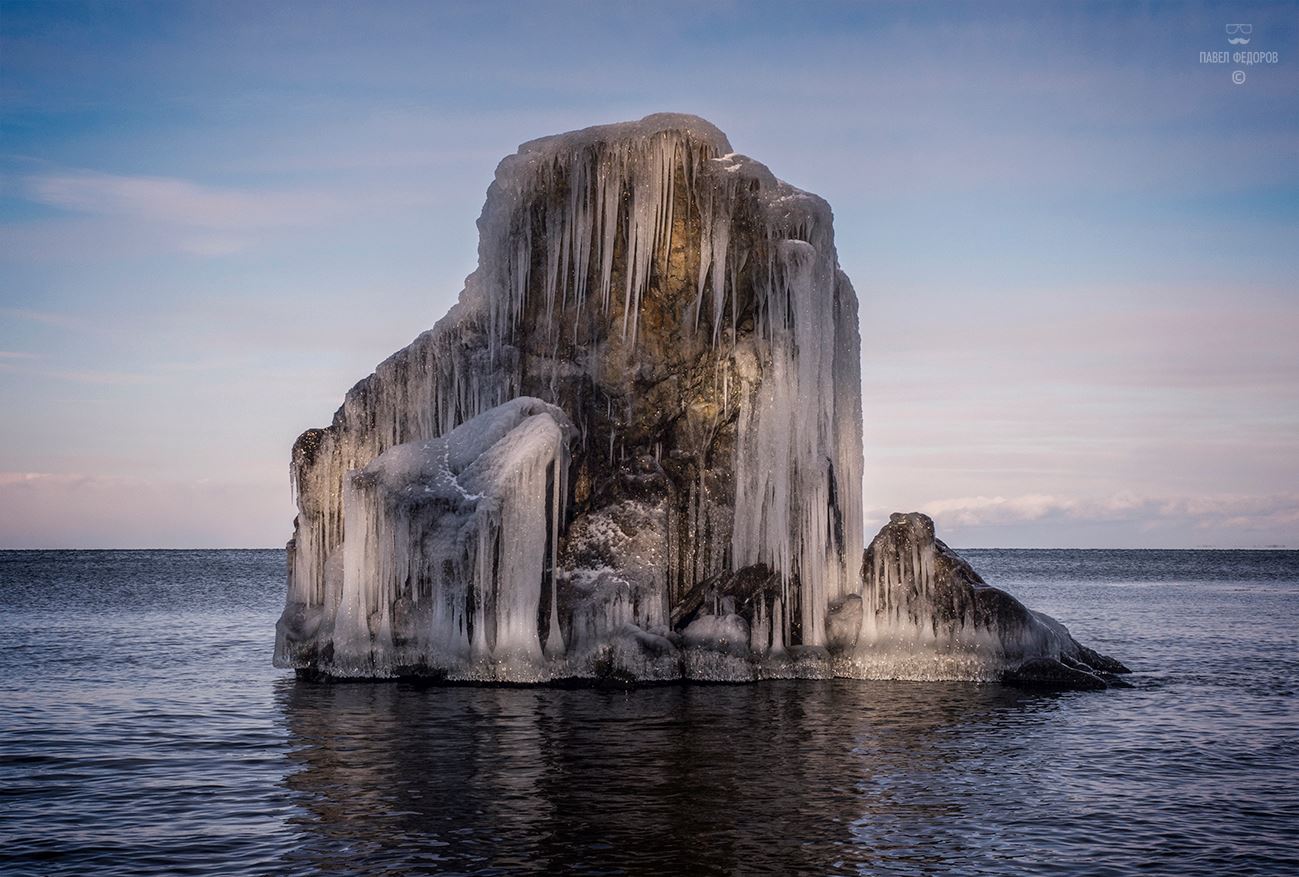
[[2, 549, 1297, 876]]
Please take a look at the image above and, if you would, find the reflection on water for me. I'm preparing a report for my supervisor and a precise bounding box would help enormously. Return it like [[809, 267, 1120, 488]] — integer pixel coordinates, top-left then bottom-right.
[[276, 679, 1065, 875]]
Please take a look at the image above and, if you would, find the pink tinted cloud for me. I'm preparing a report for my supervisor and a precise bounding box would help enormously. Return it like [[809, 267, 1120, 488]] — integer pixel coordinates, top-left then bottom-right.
[[12, 166, 446, 257], [0, 357, 161, 386], [905, 491, 1299, 536], [24, 170, 339, 230], [0, 472, 292, 548]]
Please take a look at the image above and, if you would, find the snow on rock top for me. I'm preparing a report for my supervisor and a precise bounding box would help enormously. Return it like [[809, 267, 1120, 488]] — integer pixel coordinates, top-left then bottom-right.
[[513, 113, 733, 161]]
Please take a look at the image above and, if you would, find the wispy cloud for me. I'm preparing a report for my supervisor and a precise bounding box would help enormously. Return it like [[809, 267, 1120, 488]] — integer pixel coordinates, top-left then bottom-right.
[[176, 235, 253, 256], [0, 358, 161, 386], [23, 170, 339, 230], [0, 307, 99, 333], [12, 165, 444, 256]]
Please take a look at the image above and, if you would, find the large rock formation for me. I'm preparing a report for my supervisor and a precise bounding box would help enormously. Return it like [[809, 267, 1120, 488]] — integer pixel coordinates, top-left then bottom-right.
[[274, 113, 1126, 688]]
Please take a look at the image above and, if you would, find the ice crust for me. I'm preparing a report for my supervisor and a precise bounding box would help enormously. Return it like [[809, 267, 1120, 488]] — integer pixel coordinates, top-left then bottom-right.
[[278, 398, 571, 679], [275, 114, 1120, 687]]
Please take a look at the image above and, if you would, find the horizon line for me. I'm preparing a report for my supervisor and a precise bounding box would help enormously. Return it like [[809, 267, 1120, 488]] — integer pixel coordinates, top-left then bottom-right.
[[2, 545, 1294, 552]]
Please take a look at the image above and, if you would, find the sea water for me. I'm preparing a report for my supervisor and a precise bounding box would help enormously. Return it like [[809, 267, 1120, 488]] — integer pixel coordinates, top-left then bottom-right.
[[2, 549, 1296, 875]]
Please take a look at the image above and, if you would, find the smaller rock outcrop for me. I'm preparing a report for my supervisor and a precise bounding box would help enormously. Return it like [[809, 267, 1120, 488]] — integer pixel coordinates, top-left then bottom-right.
[[840, 513, 1130, 689]]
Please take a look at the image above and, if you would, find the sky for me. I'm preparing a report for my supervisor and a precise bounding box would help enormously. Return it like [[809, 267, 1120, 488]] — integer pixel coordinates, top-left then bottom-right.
[[1, 0, 1296, 549]]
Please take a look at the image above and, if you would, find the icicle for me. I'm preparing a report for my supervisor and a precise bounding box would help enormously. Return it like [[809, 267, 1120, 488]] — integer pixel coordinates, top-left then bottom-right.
[[769, 596, 786, 655], [694, 190, 713, 331], [729, 234, 859, 648], [709, 212, 731, 347], [750, 595, 768, 655], [544, 455, 567, 659]]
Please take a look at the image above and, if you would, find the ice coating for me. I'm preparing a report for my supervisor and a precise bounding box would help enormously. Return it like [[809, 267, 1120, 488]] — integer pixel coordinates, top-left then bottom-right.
[[838, 514, 1129, 686], [275, 113, 1123, 687], [278, 398, 571, 679]]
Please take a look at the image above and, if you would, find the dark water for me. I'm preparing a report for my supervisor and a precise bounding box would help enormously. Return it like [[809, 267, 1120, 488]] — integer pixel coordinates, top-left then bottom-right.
[[2, 549, 1297, 876]]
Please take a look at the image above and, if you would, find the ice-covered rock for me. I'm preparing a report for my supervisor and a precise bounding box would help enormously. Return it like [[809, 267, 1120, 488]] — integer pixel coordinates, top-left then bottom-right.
[[839, 513, 1129, 687], [277, 397, 571, 680], [274, 113, 1123, 689]]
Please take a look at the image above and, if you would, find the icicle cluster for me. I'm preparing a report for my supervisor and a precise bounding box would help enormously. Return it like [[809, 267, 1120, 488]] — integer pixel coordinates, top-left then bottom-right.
[[730, 238, 864, 649], [479, 116, 724, 352], [842, 512, 1005, 681], [279, 398, 570, 679], [836, 513, 1127, 685]]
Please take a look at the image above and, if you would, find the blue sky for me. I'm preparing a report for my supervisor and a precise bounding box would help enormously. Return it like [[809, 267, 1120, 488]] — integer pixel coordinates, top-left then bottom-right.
[[2, 0, 1296, 548]]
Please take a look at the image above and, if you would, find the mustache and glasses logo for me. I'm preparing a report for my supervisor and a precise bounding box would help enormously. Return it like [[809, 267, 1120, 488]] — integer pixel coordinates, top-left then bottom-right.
[[1200, 23, 1276, 87], [1226, 24, 1252, 45]]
